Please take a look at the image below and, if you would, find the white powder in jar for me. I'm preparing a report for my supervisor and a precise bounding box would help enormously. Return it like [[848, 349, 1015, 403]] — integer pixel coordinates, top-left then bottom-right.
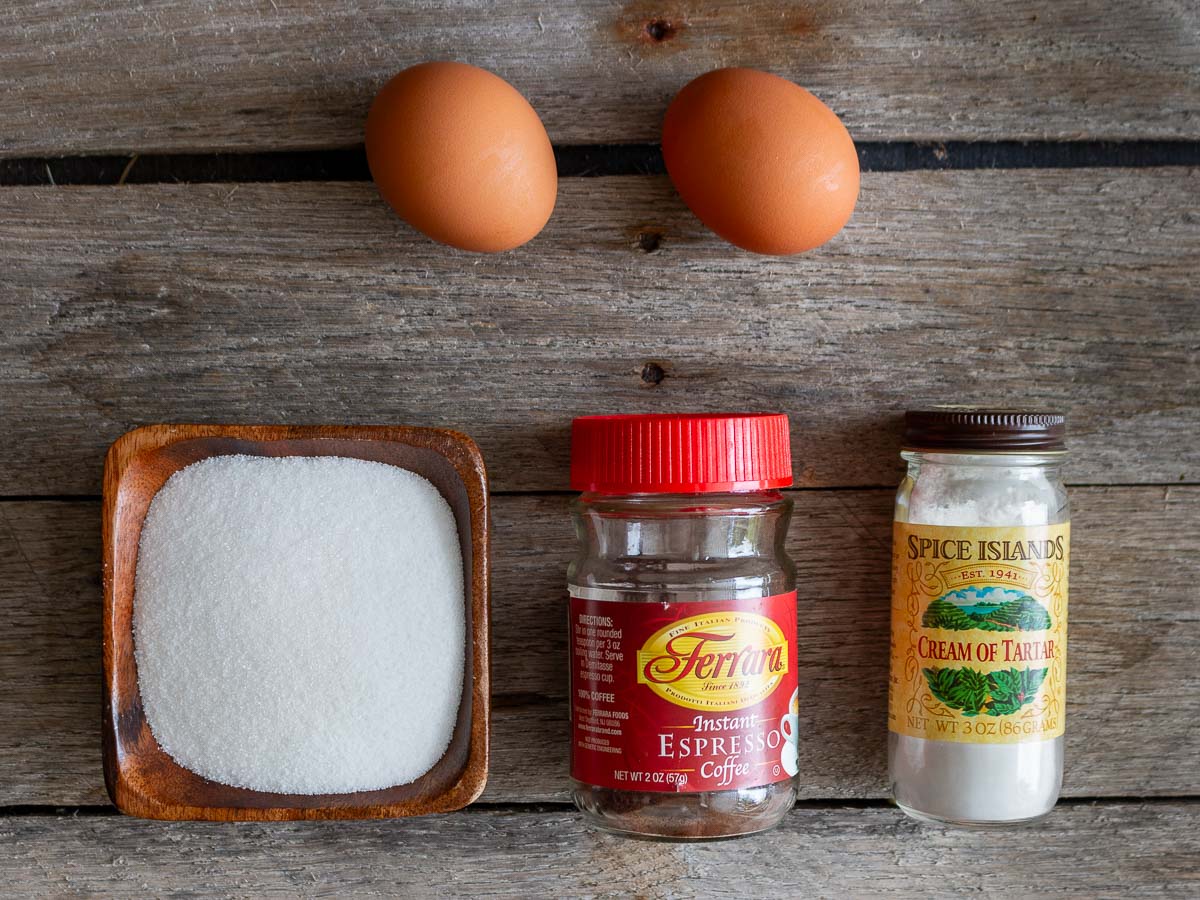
[[133, 454, 465, 795], [891, 458, 1065, 824]]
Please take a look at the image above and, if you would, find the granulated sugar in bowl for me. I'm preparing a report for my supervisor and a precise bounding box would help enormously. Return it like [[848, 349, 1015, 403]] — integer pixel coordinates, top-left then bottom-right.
[[133, 454, 465, 795]]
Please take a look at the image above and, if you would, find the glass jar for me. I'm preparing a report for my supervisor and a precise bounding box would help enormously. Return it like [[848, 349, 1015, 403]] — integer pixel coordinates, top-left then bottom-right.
[[567, 413, 798, 840], [888, 409, 1070, 827]]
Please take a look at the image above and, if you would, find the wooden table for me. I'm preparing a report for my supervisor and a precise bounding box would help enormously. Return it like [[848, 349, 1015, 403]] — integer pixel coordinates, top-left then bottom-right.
[[2, 2, 1198, 895]]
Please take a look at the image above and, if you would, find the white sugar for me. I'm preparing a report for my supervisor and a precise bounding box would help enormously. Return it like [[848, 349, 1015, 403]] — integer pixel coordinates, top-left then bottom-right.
[[133, 455, 465, 795]]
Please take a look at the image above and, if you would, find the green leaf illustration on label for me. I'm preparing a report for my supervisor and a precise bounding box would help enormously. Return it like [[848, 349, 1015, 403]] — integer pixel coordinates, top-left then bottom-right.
[[922, 666, 1047, 717], [985, 666, 1048, 716], [922, 587, 1051, 632]]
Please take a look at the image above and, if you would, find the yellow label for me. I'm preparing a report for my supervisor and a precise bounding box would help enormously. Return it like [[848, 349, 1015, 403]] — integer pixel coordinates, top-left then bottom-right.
[[888, 523, 1069, 744], [636, 611, 790, 711]]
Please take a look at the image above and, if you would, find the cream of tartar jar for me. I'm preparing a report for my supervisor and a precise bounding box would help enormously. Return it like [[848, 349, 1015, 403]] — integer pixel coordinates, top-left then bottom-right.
[[888, 408, 1070, 827], [566, 413, 798, 840]]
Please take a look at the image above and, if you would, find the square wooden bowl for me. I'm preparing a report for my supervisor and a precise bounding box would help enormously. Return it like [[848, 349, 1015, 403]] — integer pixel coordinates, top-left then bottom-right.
[[102, 424, 490, 820]]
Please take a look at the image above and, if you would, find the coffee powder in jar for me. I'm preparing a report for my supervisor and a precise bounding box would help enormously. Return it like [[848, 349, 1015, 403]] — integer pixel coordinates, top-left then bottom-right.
[[568, 413, 798, 839]]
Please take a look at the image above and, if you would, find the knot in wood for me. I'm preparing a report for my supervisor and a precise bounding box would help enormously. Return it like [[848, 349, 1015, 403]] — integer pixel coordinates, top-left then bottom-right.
[[634, 230, 663, 253], [640, 362, 667, 385], [644, 19, 677, 42]]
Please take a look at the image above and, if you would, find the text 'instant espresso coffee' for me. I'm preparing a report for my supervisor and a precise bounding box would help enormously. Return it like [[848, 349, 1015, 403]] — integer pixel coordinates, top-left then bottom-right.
[[567, 414, 798, 839]]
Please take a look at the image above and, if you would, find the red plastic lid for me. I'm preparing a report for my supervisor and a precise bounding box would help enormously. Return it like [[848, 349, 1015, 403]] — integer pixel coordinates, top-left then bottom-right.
[[570, 413, 793, 494]]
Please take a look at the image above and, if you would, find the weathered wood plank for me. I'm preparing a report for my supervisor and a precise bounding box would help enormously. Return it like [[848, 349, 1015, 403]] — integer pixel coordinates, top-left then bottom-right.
[[1, 486, 1195, 806], [2, 1, 1199, 155], [1, 172, 1197, 495], [0, 803, 1196, 897]]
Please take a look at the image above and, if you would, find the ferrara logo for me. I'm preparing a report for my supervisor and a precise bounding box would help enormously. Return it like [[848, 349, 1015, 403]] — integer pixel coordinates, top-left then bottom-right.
[[636, 612, 789, 711]]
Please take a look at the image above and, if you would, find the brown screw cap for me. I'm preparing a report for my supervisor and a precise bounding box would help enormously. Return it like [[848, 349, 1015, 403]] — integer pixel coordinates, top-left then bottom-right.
[[904, 408, 1067, 452]]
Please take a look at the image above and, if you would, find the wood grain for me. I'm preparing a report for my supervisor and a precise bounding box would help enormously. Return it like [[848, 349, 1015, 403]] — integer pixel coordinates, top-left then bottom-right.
[[2, 486, 1195, 807], [0, 802, 1195, 897], [2, 172, 1197, 495], [1, 1, 1198, 155]]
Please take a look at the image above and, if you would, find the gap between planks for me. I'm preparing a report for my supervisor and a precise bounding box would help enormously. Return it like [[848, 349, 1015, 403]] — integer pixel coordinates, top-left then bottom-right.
[[3, 481, 1198, 502], [3, 141, 1200, 187], [1, 794, 1197, 818]]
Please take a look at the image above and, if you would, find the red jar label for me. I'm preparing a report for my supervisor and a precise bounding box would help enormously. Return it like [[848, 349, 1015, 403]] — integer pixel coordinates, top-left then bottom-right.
[[569, 592, 799, 793]]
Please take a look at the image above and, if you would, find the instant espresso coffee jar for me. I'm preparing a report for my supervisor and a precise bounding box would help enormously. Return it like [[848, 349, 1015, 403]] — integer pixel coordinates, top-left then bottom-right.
[[567, 413, 798, 840]]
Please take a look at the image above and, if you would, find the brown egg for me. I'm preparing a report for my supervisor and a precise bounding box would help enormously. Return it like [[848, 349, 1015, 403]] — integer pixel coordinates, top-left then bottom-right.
[[662, 68, 859, 255], [365, 62, 557, 253]]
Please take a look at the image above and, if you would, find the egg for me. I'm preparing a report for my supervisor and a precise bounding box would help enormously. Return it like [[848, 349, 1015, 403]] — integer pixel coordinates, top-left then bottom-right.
[[662, 68, 859, 255], [365, 61, 557, 253]]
